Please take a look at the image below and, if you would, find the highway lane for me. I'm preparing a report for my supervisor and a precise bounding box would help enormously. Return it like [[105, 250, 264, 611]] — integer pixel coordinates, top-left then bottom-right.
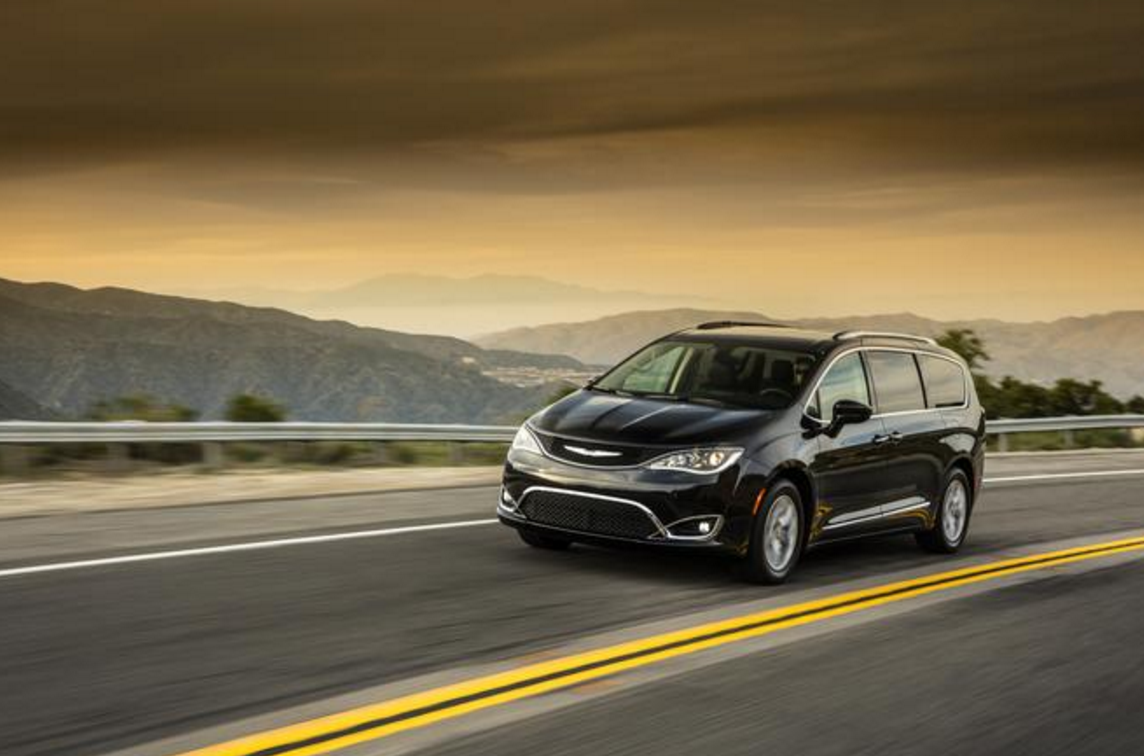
[[431, 557, 1144, 756], [1, 464, 1144, 756], [4, 450, 1144, 568]]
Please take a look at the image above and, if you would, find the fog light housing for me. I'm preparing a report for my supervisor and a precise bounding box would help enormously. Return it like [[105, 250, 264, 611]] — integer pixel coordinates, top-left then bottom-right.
[[499, 487, 519, 513], [665, 515, 723, 540]]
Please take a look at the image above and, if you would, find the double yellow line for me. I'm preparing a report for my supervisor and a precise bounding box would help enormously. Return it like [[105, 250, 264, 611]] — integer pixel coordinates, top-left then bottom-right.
[[177, 534, 1144, 756]]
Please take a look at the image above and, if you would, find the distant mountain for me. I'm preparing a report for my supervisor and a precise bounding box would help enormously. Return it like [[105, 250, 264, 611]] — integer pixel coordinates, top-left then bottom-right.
[[174, 274, 711, 336], [477, 308, 1144, 398], [0, 378, 52, 420], [0, 278, 583, 422]]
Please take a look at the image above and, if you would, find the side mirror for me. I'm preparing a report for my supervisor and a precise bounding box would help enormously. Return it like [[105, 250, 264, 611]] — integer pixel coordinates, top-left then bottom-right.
[[828, 399, 873, 435]]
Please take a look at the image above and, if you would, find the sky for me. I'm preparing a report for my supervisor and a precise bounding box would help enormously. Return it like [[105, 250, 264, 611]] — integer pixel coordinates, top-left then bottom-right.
[[2, 0, 1144, 328]]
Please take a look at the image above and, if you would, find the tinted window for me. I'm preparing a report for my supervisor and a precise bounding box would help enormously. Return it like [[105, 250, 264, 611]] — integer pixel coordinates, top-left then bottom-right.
[[594, 339, 816, 410], [867, 351, 926, 413], [920, 355, 967, 408], [811, 353, 871, 422]]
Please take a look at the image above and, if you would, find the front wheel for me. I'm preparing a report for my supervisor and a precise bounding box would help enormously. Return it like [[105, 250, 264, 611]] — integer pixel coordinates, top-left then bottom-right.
[[743, 481, 804, 584], [519, 528, 573, 551], [916, 469, 972, 553]]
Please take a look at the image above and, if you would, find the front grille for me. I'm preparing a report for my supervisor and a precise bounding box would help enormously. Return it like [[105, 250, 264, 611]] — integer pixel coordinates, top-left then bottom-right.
[[520, 489, 661, 540], [534, 432, 658, 468]]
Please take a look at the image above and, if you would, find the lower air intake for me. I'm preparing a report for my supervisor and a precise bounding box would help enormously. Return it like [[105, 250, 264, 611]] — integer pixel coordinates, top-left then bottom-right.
[[520, 489, 660, 540]]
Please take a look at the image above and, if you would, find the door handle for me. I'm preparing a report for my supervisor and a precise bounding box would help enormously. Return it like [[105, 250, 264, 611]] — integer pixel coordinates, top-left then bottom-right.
[[873, 432, 903, 445]]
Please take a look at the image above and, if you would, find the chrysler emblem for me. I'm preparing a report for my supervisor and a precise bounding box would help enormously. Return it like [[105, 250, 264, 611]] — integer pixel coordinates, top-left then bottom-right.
[[564, 445, 622, 458]]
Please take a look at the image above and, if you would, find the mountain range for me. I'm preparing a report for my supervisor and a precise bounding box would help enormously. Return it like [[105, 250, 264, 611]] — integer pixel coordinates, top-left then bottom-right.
[[477, 308, 1144, 399], [0, 278, 582, 422], [174, 274, 709, 336]]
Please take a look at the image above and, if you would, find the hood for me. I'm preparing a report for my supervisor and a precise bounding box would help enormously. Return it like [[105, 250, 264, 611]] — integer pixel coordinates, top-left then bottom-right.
[[531, 389, 771, 448]]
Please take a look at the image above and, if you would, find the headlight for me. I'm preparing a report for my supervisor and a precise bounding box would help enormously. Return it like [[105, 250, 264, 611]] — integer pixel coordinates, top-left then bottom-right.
[[645, 447, 743, 474], [511, 424, 543, 455]]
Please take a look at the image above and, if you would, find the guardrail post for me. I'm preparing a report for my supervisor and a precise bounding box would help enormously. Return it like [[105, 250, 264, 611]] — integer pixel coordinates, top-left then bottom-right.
[[106, 443, 132, 473], [373, 441, 389, 466], [996, 434, 1010, 453], [448, 442, 464, 465], [1062, 430, 1076, 449], [0, 445, 30, 476], [202, 441, 225, 470]]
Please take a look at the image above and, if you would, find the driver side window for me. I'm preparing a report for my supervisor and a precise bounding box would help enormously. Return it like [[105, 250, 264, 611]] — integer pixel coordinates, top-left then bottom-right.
[[813, 353, 871, 423]]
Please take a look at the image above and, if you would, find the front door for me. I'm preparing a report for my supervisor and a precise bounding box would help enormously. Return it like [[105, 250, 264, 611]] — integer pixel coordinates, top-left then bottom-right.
[[807, 352, 894, 538]]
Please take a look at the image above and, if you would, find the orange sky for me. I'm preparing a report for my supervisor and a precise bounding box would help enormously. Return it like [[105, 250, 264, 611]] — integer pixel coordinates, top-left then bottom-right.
[[2, 1, 1143, 324]]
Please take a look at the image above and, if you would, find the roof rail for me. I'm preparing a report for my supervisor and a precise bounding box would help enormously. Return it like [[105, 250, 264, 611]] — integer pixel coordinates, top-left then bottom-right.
[[693, 320, 791, 330], [833, 330, 937, 345]]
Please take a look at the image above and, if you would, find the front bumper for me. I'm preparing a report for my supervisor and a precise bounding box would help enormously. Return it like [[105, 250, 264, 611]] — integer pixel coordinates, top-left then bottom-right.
[[499, 454, 751, 552]]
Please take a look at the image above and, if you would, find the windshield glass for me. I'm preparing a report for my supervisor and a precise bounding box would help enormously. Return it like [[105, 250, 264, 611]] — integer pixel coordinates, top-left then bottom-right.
[[592, 339, 817, 410]]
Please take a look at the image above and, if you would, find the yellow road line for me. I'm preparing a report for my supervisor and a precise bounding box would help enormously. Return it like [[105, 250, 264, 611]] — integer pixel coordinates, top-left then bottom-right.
[[175, 535, 1144, 756]]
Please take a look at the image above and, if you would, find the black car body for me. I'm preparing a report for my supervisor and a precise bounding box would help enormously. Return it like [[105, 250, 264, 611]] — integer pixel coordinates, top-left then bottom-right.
[[499, 323, 986, 582]]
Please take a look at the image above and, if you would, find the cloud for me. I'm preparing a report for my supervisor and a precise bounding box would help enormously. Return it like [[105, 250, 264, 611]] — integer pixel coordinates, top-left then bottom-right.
[[2, 0, 1143, 180]]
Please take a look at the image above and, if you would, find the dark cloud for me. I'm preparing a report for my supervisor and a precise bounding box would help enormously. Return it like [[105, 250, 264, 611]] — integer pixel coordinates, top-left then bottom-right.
[[2, 0, 1143, 178]]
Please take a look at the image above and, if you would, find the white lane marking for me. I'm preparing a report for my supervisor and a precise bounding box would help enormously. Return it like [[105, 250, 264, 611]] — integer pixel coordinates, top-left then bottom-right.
[[984, 469, 1144, 484], [0, 519, 498, 579], [3, 467, 1144, 580]]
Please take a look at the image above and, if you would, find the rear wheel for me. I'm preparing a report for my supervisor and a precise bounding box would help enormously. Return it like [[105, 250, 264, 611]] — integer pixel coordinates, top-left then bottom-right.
[[916, 469, 972, 553], [743, 481, 804, 584], [519, 528, 573, 551]]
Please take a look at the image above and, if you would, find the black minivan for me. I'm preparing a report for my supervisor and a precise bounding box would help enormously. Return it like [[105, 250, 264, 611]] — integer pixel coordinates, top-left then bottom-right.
[[498, 323, 985, 583]]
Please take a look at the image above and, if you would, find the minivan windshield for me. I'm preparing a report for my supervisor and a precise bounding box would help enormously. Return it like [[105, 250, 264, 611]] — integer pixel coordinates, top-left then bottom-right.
[[591, 339, 817, 410]]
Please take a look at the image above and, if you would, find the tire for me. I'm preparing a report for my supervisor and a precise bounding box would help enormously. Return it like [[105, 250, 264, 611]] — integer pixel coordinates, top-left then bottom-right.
[[742, 481, 804, 584], [519, 528, 573, 551], [916, 469, 972, 553]]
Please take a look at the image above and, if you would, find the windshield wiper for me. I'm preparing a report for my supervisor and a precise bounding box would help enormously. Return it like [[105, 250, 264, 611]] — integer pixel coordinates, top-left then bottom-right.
[[677, 395, 733, 408], [588, 385, 633, 397]]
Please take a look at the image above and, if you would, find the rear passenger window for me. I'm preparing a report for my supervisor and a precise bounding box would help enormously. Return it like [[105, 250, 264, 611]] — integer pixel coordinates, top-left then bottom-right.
[[920, 355, 967, 408], [867, 351, 926, 413]]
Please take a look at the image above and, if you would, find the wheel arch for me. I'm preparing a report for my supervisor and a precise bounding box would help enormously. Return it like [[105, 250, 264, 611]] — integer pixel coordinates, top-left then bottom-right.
[[764, 462, 816, 534], [947, 455, 977, 509]]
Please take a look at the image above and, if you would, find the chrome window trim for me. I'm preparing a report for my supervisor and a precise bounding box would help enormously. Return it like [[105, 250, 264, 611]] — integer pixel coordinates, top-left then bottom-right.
[[802, 346, 970, 424]]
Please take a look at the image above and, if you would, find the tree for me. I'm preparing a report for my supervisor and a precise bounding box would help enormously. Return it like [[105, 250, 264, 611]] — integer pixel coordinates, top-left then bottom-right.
[[225, 393, 286, 422], [1128, 396, 1144, 414], [936, 329, 989, 372], [1048, 378, 1123, 416], [87, 394, 198, 422]]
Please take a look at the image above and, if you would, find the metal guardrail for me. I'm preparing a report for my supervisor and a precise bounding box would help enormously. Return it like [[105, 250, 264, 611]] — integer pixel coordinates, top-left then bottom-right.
[[985, 415, 1144, 434], [0, 421, 518, 444], [1, 416, 1143, 443], [0, 416, 1142, 469]]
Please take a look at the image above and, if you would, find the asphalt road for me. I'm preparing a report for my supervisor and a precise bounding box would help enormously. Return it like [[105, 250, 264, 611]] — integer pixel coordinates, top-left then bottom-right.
[[2, 455, 1144, 756]]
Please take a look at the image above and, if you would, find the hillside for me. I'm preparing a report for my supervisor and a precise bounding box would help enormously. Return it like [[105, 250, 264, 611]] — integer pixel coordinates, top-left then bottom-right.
[[0, 378, 52, 420], [0, 279, 577, 422], [477, 308, 1144, 398]]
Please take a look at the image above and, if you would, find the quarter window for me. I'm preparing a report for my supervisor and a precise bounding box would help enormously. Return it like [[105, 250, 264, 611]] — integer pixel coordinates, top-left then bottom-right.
[[920, 355, 967, 408], [867, 351, 926, 413], [812, 353, 871, 422]]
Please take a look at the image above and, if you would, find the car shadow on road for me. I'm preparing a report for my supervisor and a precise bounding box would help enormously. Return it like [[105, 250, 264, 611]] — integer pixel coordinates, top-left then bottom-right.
[[505, 531, 956, 591]]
